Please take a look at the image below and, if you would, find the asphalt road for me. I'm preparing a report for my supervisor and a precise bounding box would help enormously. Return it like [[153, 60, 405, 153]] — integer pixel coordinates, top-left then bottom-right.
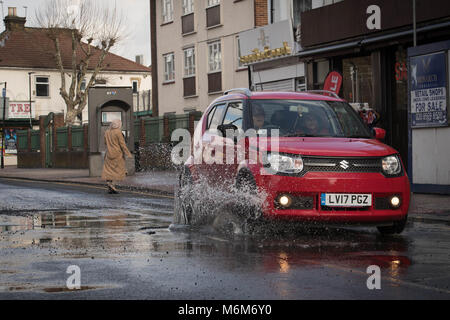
[[0, 178, 449, 300]]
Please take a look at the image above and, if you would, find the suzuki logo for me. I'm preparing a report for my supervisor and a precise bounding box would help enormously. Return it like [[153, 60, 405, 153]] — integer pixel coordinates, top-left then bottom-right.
[[339, 160, 350, 170]]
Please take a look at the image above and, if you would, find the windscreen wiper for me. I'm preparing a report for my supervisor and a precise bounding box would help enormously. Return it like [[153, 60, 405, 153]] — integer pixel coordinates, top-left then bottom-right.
[[345, 135, 372, 139], [282, 133, 318, 137]]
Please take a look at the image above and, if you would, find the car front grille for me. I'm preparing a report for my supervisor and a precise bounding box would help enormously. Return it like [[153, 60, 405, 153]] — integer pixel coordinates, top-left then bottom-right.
[[302, 156, 382, 174]]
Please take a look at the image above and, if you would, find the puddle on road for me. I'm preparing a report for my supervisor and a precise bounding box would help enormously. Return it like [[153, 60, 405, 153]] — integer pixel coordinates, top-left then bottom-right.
[[0, 210, 171, 233], [2, 200, 447, 297]]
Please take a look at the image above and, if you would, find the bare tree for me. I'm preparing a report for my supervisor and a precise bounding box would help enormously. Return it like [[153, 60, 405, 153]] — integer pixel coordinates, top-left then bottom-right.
[[36, 0, 124, 125]]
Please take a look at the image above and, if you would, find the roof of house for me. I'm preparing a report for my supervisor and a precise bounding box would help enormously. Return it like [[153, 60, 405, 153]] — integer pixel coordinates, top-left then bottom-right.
[[0, 27, 152, 73]]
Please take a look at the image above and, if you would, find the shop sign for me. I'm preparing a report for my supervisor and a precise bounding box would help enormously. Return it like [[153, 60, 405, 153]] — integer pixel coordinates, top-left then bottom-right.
[[240, 42, 292, 64], [323, 71, 343, 96], [8, 101, 35, 119], [410, 52, 448, 128], [239, 20, 294, 65]]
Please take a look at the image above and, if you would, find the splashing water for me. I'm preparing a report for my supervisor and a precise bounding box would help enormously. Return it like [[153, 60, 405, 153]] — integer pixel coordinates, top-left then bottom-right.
[[172, 174, 268, 236]]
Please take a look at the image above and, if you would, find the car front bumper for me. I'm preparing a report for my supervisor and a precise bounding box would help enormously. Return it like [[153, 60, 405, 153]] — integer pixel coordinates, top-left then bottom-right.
[[253, 169, 410, 224]]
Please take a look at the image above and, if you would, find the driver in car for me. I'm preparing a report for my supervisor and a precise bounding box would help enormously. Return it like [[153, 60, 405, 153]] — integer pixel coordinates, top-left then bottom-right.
[[296, 113, 330, 136], [252, 105, 266, 130]]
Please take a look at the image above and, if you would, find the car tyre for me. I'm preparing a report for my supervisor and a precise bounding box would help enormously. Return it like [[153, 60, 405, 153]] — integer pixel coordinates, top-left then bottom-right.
[[174, 167, 194, 225], [233, 171, 263, 234], [377, 217, 407, 235]]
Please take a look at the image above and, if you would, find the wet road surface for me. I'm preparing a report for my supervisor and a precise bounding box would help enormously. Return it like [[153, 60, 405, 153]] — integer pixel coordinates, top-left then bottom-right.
[[0, 178, 449, 299]]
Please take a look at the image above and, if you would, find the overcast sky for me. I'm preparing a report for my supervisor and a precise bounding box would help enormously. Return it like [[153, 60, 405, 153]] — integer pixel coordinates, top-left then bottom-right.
[[0, 0, 151, 66]]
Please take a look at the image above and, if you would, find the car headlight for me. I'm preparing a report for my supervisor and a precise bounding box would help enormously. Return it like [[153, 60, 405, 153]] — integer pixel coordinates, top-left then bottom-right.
[[266, 153, 304, 174], [382, 155, 401, 176]]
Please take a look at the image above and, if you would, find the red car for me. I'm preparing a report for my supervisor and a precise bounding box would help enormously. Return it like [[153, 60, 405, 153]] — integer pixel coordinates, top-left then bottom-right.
[[176, 89, 410, 235]]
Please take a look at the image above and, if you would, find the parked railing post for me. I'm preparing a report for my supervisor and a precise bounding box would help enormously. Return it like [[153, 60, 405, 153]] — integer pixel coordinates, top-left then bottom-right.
[[27, 128, 31, 153], [140, 118, 146, 146], [163, 114, 170, 143], [83, 124, 88, 166], [67, 126, 73, 152], [39, 115, 45, 168]]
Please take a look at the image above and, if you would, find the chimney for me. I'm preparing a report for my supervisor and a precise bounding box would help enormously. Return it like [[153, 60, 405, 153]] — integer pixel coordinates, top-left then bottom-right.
[[4, 7, 26, 31], [135, 55, 144, 65]]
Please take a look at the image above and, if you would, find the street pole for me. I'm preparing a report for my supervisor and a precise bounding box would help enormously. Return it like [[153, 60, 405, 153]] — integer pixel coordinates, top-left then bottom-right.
[[1, 81, 6, 169], [413, 0, 417, 47], [28, 72, 34, 129]]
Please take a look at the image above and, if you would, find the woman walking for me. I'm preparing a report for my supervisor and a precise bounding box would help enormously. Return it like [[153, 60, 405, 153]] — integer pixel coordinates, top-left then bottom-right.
[[101, 119, 132, 194]]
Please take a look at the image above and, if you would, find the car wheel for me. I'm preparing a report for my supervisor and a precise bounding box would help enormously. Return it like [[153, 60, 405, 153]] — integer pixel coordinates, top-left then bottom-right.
[[174, 167, 194, 225], [377, 217, 407, 235], [233, 171, 263, 234]]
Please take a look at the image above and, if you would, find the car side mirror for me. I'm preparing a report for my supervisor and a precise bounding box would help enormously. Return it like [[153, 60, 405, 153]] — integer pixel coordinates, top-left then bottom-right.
[[372, 127, 386, 140], [217, 124, 238, 137]]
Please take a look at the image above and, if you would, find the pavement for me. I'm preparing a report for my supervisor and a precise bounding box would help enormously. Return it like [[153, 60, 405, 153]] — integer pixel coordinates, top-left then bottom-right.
[[0, 166, 178, 196], [0, 166, 450, 219]]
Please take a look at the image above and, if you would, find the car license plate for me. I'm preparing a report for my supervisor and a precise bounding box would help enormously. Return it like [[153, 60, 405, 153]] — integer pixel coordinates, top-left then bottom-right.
[[321, 193, 372, 207]]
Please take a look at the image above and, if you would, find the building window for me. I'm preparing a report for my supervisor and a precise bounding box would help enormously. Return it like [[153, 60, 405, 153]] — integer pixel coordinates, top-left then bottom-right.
[[296, 76, 307, 92], [36, 76, 49, 97], [132, 80, 139, 93], [292, 0, 313, 29], [183, 0, 194, 15], [163, 53, 175, 82], [206, 0, 220, 28], [269, 0, 291, 24], [161, 0, 173, 24], [208, 41, 222, 73], [208, 41, 222, 93], [207, 0, 220, 7], [182, 0, 195, 34], [236, 36, 244, 69], [184, 47, 196, 77], [183, 47, 196, 97]]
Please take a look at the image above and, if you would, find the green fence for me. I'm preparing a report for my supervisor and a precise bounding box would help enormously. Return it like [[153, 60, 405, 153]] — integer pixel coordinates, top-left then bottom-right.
[[16, 129, 40, 151], [16, 130, 28, 151], [136, 112, 201, 144], [145, 117, 164, 143], [56, 127, 68, 150], [71, 126, 84, 149], [31, 130, 40, 151]]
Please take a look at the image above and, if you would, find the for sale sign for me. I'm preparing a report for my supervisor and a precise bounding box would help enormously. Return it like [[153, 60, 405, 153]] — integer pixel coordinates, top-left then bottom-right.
[[410, 52, 448, 128]]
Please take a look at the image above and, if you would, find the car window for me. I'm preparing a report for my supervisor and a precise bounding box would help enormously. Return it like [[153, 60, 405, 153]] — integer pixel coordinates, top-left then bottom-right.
[[207, 103, 226, 130], [223, 102, 243, 129], [249, 100, 372, 138]]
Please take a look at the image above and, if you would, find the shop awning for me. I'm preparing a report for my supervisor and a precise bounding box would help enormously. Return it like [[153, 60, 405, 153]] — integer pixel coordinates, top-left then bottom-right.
[[296, 20, 450, 58]]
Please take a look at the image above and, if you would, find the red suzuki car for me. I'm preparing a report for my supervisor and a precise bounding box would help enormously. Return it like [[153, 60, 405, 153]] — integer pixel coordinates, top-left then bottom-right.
[[176, 89, 410, 235]]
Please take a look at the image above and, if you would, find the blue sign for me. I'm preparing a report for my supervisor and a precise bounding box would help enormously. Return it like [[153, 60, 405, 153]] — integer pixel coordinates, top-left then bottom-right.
[[410, 52, 448, 128], [1, 88, 5, 98]]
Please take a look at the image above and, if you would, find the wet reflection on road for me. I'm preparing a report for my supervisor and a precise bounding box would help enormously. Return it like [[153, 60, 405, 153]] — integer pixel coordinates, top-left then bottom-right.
[[0, 208, 449, 298]]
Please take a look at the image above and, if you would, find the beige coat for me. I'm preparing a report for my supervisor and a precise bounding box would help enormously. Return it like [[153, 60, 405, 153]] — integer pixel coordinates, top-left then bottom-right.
[[101, 128, 132, 181]]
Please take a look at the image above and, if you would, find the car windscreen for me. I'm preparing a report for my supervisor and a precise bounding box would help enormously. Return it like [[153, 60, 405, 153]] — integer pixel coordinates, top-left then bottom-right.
[[249, 100, 373, 138]]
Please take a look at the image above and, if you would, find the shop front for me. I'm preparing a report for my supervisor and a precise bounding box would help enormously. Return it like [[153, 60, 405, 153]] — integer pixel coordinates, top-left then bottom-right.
[[408, 41, 450, 194], [0, 99, 35, 166], [297, 0, 450, 186]]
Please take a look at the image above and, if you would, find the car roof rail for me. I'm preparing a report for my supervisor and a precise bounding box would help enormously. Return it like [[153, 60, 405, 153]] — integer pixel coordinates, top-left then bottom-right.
[[224, 88, 252, 97], [305, 90, 340, 99]]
